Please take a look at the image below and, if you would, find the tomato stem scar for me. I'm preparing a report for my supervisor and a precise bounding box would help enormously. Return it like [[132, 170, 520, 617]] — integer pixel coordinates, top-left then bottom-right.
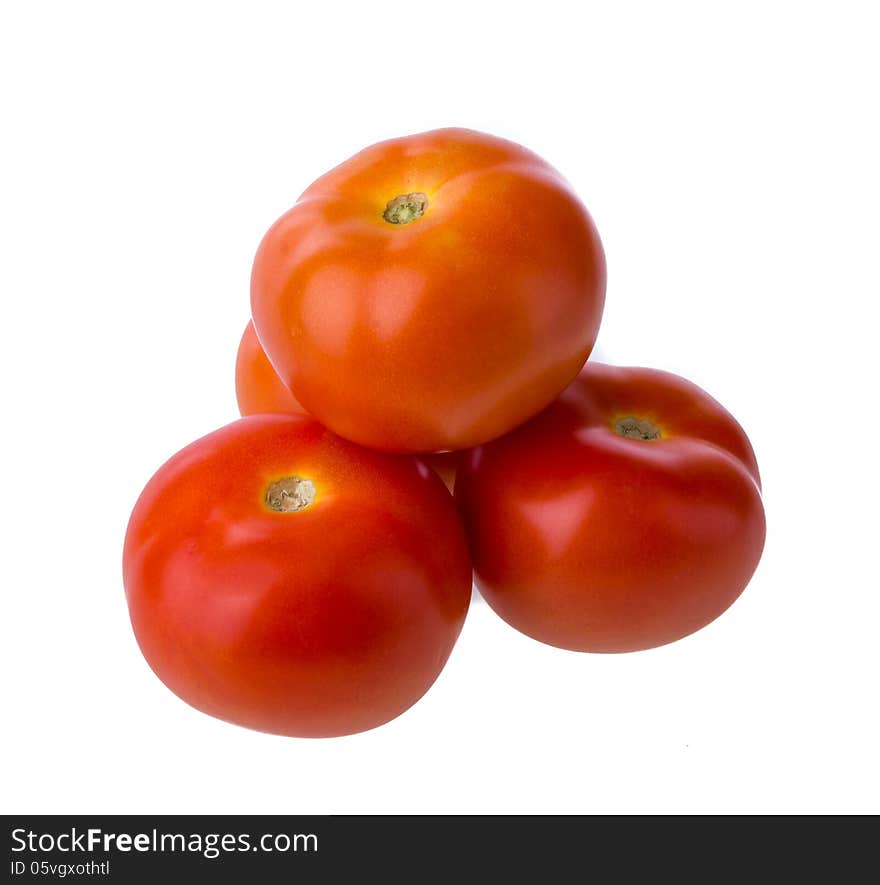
[[383, 192, 429, 224], [614, 416, 662, 441], [265, 476, 317, 512]]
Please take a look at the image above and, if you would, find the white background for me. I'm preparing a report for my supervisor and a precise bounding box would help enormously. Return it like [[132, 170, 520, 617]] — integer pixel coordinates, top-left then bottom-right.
[[2, 1, 878, 814]]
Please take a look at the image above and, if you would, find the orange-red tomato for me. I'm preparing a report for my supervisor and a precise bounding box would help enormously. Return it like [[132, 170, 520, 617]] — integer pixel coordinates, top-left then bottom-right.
[[235, 320, 306, 416], [251, 127, 606, 453], [455, 363, 766, 653], [123, 414, 472, 737]]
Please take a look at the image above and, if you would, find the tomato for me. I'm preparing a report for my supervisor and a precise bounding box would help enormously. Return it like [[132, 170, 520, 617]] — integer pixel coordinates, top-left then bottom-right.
[[455, 363, 765, 653], [251, 127, 606, 453], [123, 414, 472, 737], [235, 320, 306, 417]]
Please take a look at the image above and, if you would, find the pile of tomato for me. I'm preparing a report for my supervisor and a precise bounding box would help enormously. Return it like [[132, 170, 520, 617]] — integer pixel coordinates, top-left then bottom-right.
[[123, 128, 766, 738]]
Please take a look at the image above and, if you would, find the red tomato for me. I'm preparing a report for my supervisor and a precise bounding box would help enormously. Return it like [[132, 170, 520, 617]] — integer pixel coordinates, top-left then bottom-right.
[[123, 414, 472, 737], [235, 320, 306, 417], [251, 127, 605, 453], [455, 363, 766, 653]]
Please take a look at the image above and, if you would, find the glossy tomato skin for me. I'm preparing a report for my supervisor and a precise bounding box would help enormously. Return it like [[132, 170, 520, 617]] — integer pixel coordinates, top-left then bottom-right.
[[251, 127, 606, 453], [235, 320, 306, 416], [123, 415, 472, 737], [455, 363, 765, 653]]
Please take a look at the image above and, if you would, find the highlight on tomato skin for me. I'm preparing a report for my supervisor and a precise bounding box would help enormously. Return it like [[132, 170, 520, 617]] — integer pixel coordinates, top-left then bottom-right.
[[455, 362, 766, 654], [250, 126, 606, 454], [122, 414, 473, 738]]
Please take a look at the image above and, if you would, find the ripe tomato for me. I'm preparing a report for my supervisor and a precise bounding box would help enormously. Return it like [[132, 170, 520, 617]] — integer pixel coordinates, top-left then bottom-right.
[[235, 320, 306, 416], [251, 127, 606, 453], [455, 363, 766, 653], [123, 414, 472, 737]]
